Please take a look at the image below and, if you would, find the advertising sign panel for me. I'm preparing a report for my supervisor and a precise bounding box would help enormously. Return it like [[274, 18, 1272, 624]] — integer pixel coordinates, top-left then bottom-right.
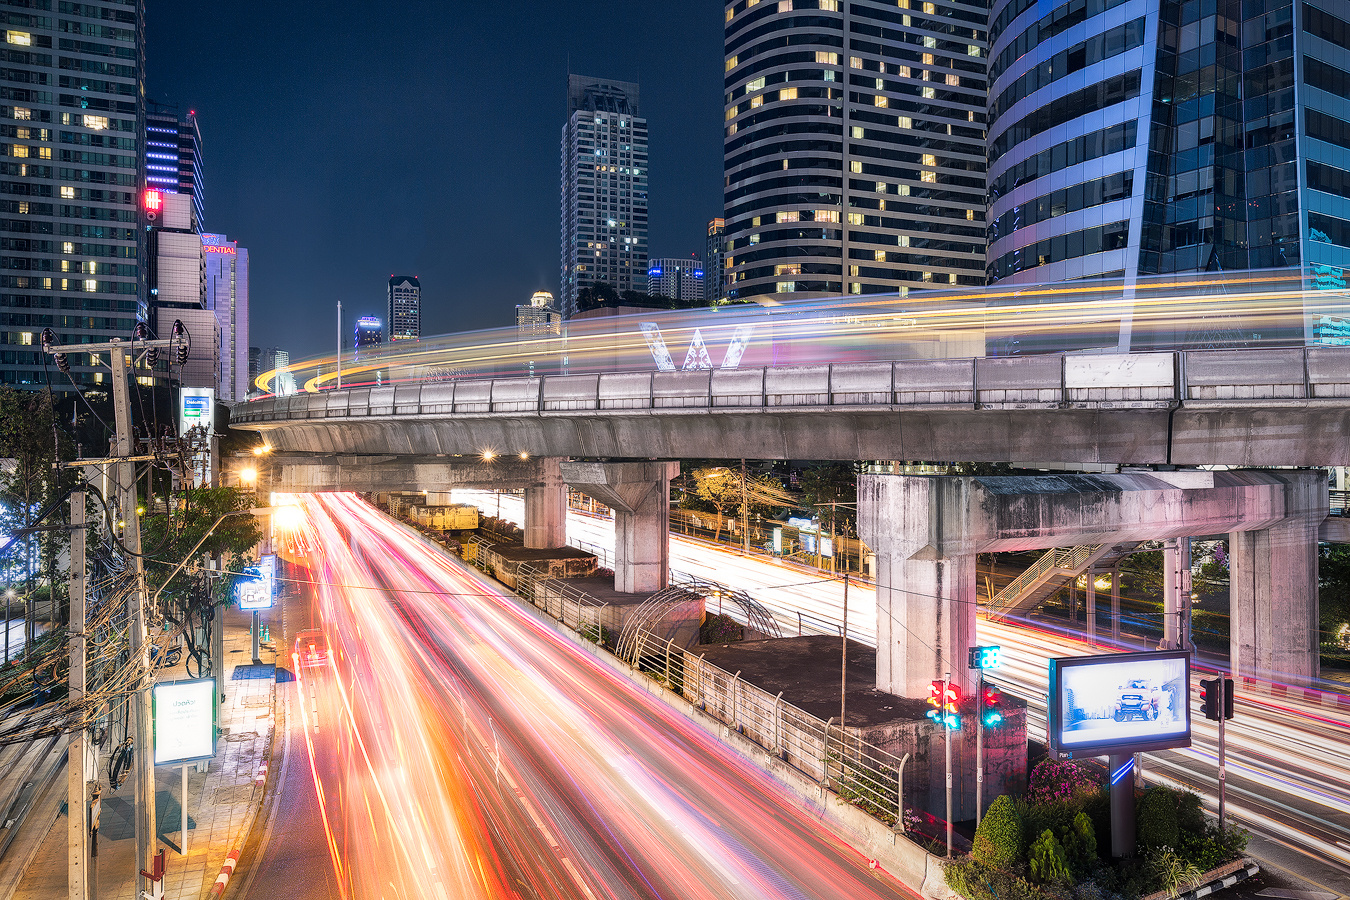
[[178, 387, 214, 437], [1048, 649, 1191, 756], [235, 553, 277, 610], [153, 678, 216, 766]]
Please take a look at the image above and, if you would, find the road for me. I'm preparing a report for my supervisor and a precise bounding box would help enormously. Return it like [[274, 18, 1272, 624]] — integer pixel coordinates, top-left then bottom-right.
[[457, 489, 1350, 888], [254, 491, 916, 900]]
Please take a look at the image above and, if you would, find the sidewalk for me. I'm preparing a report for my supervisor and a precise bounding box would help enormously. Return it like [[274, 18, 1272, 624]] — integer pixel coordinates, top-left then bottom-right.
[[5, 602, 282, 900]]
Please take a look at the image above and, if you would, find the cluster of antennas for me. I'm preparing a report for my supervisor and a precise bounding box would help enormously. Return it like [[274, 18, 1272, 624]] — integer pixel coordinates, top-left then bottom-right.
[[39, 319, 191, 374]]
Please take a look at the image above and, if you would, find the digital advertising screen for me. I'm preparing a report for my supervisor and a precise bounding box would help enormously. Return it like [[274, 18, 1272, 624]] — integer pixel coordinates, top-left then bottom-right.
[[235, 553, 277, 611], [153, 678, 217, 766], [1048, 649, 1191, 756]]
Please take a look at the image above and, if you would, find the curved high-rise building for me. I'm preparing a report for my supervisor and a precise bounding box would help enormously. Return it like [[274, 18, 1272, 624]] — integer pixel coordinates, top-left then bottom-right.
[[722, 0, 989, 303], [985, 0, 1350, 288]]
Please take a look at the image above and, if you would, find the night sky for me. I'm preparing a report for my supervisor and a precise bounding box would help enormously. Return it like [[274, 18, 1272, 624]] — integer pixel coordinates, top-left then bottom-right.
[[148, 2, 725, 360]]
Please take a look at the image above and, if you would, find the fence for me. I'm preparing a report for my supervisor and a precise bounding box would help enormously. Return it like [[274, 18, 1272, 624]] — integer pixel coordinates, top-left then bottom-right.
[[626, 626, 917, 832]]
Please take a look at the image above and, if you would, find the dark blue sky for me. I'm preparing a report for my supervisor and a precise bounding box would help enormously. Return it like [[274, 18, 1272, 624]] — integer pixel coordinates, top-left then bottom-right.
[[149, 2, 725, 360]]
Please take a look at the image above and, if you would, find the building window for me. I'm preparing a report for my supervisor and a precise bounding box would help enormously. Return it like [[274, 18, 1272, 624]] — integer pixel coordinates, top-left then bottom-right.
[[726, 56, 738, 72], [777, 281, 796, 293], [777, 210, 800, 223], [62, 242, 73, 254], [922, 87, 935, 98], [775, 264, 802, 276], [850, 283, 862, 294], [850, 160, 862, 173], [780, 87, 798, 100], [820, 0, 838, 8], [850, 57, 863, 68], [60, 186, 74, 199], [876, 181, 888, 193], [778, 0, 792, 10], [816, 209, 839, 222], [12, 108, 30, 121], [851, 126, 864, 138], [5, 31, 31, 46], [875, 250, 886, 261], [874, 95, 888, 108], [847, 212, 864, 225], [83, 279, 96, 292], [816, 51, 838, 64], [751, 95, 764, 108], [747, 76, 766, 92], [83, 115, 109, 130]]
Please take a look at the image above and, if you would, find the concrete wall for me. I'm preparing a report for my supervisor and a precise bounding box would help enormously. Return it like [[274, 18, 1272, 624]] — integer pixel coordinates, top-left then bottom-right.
[[234, 348, 1350, 466]]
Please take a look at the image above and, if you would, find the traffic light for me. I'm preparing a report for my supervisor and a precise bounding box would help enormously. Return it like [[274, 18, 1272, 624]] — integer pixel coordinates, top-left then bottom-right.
[[1199, 677, 1234, 721], [981, 684, 1004, 728], [926, 681, 963, 730], [942, 683, 963, 731]]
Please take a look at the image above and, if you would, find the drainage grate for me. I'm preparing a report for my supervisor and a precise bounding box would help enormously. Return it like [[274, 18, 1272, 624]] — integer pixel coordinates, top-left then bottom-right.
[[231, 664, 275, 680]]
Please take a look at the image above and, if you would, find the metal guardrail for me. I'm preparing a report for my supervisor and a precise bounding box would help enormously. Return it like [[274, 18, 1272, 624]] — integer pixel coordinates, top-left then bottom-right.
[[987, 544, 1100, 618], [627, 626, 915, 831], [233, 346, 1350, 425]]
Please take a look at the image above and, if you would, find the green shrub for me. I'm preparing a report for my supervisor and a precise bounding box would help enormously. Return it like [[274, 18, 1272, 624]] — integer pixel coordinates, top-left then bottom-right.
[[1136, 787, 1180, 852], [1148, 847, 1203, 899], [1026, 758, 1102, 805], [1030, 829, 1073, 885], [945, 858, 1044, 900], [1176, 790, 1205, 836], [1178, 824, 1250, 872], [1062, 811, 1098, 875], [973, 794, 1025, 868]]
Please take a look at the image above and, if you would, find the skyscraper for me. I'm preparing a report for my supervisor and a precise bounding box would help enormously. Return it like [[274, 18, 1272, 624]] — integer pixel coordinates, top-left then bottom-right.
[[706, 218, 727, 303], [355, 316, 382, 352], [722, 1, 988, 304], [0, 1, 147, 388], [985, 0, 1350, 287], [203, 233, 248, 403], [149, 190, 217, 392], [560, 75, 649, 318], [516, 290, 561, 337], [145, 101, 204, 230], [647, 257, 705, 302], [387, 275, 420, 341]]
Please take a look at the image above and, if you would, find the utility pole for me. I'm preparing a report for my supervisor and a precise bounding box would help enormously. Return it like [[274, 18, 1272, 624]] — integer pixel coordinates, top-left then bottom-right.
[[44, 331, 182, 900], [67, 490, 89, 900], [108, 341, 156, 900], [740, 458, 748, 554]]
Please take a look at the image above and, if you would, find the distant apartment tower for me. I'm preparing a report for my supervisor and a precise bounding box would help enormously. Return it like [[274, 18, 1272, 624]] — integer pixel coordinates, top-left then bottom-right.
[[0, 1, 147, 389], [706, 218, 727, 303], [647, 258, 705, 303], [248, 346, 261, 387], [560, 75, 649, 318], [203, 233, 248, 403], [387, 275, 420, 341], [722, 1, 988, 302], [355, 316, 382, 352], [516, 290, 561, 336], [146, 101, 205, 230], [985, 0, 1350, 288]]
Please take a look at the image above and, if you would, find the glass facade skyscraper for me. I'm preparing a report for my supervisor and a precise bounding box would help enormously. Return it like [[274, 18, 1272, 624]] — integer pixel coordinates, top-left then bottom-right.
[[203, 232, 247, 403], [985, 0, 1350, 287], [0, 0, 145, 388], [560, 75, 649, 319], [722, 0, 989, 303], [146, 100, 203, 230]]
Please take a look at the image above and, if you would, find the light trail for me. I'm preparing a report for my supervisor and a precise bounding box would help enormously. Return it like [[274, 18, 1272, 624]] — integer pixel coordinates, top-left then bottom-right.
[[290, 491, 919, 900], [456, 489, 1350, 875]]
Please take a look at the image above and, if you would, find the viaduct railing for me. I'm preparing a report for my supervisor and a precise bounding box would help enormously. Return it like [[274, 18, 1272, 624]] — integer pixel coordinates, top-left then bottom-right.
[[234, 346, 1350, 424]]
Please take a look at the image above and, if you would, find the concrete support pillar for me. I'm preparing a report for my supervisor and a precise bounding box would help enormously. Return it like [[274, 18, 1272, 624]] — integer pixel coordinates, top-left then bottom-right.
[[1230, 474, 1324, 685], [560, 461, 679, 594], [1160, 538, 1191, 650], [523, 457, 567, 549], [858, 475, 979, 699]]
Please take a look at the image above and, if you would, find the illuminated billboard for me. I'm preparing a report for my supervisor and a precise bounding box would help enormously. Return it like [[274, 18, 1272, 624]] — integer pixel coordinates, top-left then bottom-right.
[[178, 387, 214, 436], [1048, 649, 1191, 756], [153, 678, 216, 765], [235, 553, 277, 611]]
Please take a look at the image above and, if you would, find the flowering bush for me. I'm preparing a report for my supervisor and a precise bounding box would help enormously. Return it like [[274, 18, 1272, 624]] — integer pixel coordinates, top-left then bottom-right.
[[1024, 759, 1101, 805]]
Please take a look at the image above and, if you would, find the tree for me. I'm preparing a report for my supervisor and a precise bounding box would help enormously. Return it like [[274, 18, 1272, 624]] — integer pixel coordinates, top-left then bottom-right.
[[140, 486, 263, 605], [1320, 543, 1350, 646], [687, 465, 796, 543], [797, 462, 858, 536]]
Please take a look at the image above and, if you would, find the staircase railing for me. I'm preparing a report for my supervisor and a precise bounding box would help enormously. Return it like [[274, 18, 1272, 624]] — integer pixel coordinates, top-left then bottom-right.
[[986, 544, 1102, 619]]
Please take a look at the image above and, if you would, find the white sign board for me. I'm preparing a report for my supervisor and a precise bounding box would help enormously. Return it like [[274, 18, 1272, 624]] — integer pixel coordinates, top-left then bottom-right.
[[153, 678, 216, 766], [178, 387, 215, 437]]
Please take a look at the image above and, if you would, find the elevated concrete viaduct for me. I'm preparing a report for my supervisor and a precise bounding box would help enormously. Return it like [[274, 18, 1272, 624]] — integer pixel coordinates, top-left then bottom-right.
[[267, 454, 678, 593], [859, 470, 1326, 697]]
